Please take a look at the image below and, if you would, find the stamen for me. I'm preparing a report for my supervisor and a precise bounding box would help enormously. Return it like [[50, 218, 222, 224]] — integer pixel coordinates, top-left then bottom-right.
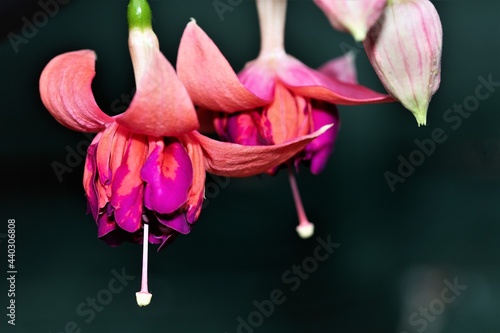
[[287, 166, 314, 239], [136, 221, 152, 306]]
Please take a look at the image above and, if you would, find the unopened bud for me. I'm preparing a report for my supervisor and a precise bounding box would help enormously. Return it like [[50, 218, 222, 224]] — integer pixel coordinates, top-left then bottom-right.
[[314, 0, 387, 42], [128, 0, 152, 30], [364, 0, 443, 126]]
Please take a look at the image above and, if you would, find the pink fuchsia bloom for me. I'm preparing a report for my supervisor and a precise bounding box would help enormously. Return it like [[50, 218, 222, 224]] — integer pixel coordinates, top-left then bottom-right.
[[314, 0, 387, 41], [39, 0, 329, 306], [177, 0, 392, 239], [363, 0, 443, 126]]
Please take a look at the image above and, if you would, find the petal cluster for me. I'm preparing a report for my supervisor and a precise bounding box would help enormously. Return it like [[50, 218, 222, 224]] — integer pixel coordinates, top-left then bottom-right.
[[84, 125, 194, 249]]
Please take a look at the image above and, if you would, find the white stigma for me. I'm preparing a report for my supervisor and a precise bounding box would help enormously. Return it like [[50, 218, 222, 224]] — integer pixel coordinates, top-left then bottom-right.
[[136, 291, 152, 307], [136, 221, 152, 307], [296, 223, 315, 239], [287, 167, 315, 239]]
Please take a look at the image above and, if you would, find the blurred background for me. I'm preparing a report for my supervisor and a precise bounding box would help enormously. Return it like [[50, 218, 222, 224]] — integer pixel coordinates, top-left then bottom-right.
[[1, 0, 499, 332]]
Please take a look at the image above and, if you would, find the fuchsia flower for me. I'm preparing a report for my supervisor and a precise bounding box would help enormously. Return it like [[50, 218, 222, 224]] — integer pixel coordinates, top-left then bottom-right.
[[177, 0, 392, 239], [39, 0, 330, 306], [363, 0, 443, 126], [314, 0, 387, 41]]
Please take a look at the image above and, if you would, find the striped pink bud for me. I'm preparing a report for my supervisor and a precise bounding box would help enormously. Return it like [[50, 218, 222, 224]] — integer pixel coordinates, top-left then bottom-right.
[[363, 0, 443, 125], [314, 0, 387, 41]]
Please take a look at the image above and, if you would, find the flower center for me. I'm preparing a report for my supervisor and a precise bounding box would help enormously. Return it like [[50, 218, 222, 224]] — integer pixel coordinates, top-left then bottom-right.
[[136, 215, 152, 306], [287, 166, 314, 239]]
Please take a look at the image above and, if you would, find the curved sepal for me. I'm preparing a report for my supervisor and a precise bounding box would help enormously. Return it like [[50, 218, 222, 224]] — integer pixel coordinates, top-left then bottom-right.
[[193, 125, 333, 177], [318, 51, 358, 84], [39, 50, 112, 132], [177, 21, 269, 112], [116, 29, 199, 137], [278, 55, 394, 105]]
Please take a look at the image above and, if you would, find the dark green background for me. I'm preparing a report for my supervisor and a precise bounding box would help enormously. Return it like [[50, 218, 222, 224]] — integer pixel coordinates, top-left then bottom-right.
[[1, 0, 499, 332]]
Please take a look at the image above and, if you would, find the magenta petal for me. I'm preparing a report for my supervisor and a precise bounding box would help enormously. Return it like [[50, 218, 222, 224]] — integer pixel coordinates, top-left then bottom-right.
[[141, 139, 193, 215], [151, 232, 178, 251], [110, 134, 148, 233], [111, 180, 144, 233], [223, 111, 264, 146], [304, 102, 340, 175], [97, 212, 116, 238], [99, 229, 131, 247], [156, 214, 191, 235], [83, 138, 99, 219], [180, 134, 206, 224]]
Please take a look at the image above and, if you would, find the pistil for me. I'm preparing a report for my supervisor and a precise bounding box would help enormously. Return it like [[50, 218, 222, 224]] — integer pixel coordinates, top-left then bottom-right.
[[136, 220, 152, 306], [287, 166, 314, 239]]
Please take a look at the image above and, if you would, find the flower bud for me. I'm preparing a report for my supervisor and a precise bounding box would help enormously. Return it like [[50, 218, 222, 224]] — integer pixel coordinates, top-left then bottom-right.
[[314, 0, 387, 41], [363, 0, 442, 126], [128, 0, 152, 30]]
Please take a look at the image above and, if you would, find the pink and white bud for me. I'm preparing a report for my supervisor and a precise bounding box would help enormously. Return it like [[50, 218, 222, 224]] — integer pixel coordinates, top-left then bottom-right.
[[363, 0, 442, 126], [314, 0, 387, 42]]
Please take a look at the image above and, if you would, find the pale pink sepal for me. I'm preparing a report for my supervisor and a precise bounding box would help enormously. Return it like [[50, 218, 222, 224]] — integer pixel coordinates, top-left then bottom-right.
[[39, 50, 112, 132], [116, 29, 199, 137], [193, 124, 332, 177], [237, 60, 277, 101], [278, 56, 393, 105], [364, 0, 442, 126], [318, 51, 358, 84], [177, 21, 269, 112], [314, 0, 387, 41]]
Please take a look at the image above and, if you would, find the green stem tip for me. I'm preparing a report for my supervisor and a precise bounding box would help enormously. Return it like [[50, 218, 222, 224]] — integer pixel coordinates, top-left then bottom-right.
[[128, 0, 152, 29]]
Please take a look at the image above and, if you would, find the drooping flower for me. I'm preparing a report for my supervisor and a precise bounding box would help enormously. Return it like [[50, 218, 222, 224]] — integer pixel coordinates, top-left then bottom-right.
[[177, 0, 392, 239], [363, 0, 443, 126], [314, 0, 387, 41], [39, 0, 330, 306]]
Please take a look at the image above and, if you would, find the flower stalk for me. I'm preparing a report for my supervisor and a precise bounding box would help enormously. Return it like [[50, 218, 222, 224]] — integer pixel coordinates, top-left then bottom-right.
[[256, 0, 287, 59], [288, 167, 314, 239]]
